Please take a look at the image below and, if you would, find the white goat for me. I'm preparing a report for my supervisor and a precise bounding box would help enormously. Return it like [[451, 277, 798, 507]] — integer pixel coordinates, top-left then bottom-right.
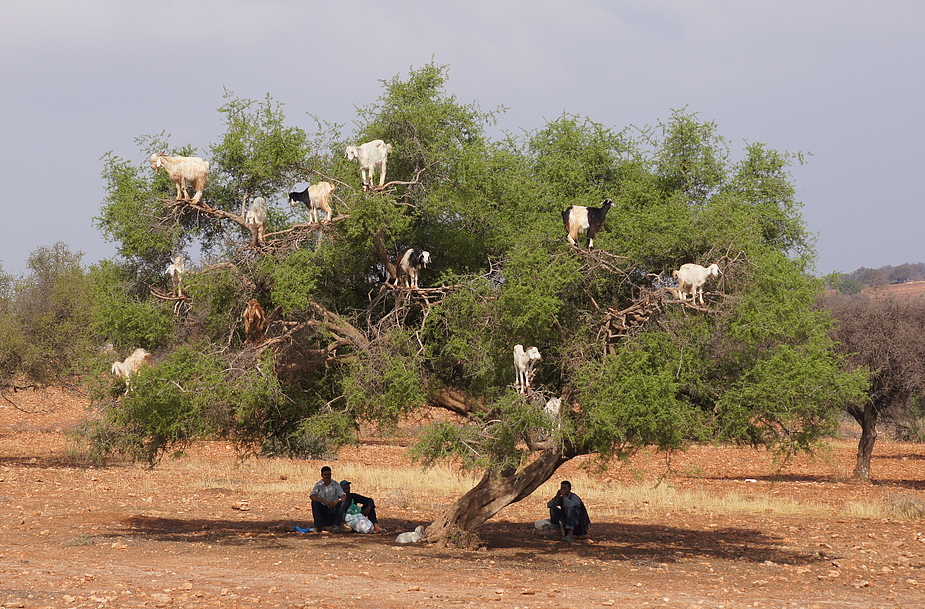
[[513, 344, 542, 393], [544, 397, 562, 418], [244, 197, 269, 246], [288, 181, 336, 224], [166, 255, 185, 297], [150, 153, 209, 203], [673, 263, 721, 305], [397, 248, 431, 289], [111, 347, 152, 391], [395, 525, 425, 544], [345, 140, 393, 189]]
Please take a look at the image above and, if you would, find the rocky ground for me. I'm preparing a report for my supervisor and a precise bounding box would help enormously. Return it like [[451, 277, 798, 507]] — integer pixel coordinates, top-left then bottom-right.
[[2, 387, 925, 608]]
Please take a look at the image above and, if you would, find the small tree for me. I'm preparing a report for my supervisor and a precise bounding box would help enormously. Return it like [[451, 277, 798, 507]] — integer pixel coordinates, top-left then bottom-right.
[[823, 294, 925, 481], [0, 243, 98, 397]]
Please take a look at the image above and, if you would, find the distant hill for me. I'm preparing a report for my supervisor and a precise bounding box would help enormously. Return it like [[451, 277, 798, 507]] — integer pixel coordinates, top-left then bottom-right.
[[828, 262, 925, 295], [863, 280, 925, 300]]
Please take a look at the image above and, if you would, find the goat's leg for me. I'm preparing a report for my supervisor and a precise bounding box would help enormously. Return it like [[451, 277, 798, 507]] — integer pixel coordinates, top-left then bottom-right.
[[379, 160, 387, 187]]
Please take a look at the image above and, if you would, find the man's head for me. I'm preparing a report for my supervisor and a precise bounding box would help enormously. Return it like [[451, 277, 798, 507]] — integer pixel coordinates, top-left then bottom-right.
[[321, 466, 332, 483], [559, 480, 572, 495], [340, 480, 351, 492]]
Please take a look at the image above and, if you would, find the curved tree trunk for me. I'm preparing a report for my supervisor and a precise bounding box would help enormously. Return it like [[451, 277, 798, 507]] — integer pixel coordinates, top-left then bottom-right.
[[849, 402, 878, 483], [423, 448, 573, 548]]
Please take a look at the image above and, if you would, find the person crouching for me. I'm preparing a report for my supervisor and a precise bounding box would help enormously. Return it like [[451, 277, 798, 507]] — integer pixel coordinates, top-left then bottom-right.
[[547, 480, 590, 542]]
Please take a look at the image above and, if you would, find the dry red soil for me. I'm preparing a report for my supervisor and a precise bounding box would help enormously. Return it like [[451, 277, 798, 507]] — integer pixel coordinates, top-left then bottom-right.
[[3, 389, 925, 609]]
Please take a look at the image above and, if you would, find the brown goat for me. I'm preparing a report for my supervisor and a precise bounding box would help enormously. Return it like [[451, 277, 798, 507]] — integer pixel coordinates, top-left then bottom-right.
[[243, 299, 266, 345]]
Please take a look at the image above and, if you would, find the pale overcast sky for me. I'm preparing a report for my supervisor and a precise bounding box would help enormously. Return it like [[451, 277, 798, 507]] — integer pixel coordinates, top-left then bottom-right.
[[1, 0, 922, 276]]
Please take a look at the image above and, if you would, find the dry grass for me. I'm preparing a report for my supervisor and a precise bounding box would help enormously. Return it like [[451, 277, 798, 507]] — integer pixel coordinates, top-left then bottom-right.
[[157, 454, 843, 519], [536, 474, 831, 518], [843, 492, 925, 520], [177, 457, 480, 498]]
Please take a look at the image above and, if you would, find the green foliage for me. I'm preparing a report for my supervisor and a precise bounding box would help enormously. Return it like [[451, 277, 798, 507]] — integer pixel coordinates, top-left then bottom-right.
[[209, 91, 311, 210], [530, 114, 625, 200], [839, 279, 863, 295], [343, 332, 428, 430], [575, 338, 701, 457], [85, 345, 311, 463], [95, 151, 180, 266], [0, 243, 99, 388], [359, 61, 498, 191], [80, 62, 861, 474], [88, 260, 175, 350], [267, 249, 321, 313]]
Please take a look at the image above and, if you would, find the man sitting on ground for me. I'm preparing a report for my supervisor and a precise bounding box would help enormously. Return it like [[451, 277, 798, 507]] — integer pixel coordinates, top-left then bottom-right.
[[310, 466, 348, 531], [546, 480, 590, 542], [340, 480, 384, 533]]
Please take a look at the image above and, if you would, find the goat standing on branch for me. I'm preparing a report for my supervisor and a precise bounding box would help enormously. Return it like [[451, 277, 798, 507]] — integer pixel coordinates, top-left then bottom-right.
[[288, 181, 336, 224], [243, 299, 266, 345], [673, 263, 720, 305], [244, 197, 269, 246], [397, 247, 431, 289], [345, 140, 392, 190], [513, 344, 542, 393], [166, 255, 185, 297], [110, 347, 152, 391], [150, 152, 209, 203], [562, 198, 613, 250]]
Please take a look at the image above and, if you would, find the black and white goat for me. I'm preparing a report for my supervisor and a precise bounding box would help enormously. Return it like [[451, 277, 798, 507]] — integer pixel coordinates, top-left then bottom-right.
[[288, 181, 335, 224], [397, 247, 431, 289], [562, 198, 613, 250]]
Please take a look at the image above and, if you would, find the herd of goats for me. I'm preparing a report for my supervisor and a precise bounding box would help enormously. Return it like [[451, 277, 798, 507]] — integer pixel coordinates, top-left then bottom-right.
[[109, 140, 722, 396]]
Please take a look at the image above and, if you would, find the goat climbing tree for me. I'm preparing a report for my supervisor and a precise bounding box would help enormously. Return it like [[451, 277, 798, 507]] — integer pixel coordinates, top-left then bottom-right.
[[91, 62, 865, 545]]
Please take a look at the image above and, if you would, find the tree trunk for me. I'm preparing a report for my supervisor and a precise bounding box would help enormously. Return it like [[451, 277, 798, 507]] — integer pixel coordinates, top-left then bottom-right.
[[423, 448, 573, 548], [850, 402, 878, 483]]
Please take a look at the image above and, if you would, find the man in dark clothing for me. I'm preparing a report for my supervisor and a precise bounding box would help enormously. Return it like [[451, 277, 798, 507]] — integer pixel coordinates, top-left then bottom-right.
[[340, 480, 383, 533], [547, 480, 590, 541], [309, 466, 348, 531]]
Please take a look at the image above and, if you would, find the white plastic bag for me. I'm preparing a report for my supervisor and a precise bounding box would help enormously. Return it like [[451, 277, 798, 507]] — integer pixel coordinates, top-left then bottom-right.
[[345, 512, 374, 534]]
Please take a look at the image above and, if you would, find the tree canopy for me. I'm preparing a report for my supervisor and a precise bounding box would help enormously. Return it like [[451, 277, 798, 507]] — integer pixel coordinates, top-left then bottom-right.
[[80, 62, 865, 545]]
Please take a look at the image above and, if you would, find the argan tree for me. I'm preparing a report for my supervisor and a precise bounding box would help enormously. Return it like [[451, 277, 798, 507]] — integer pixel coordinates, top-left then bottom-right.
[[87, 62, 865, 545]]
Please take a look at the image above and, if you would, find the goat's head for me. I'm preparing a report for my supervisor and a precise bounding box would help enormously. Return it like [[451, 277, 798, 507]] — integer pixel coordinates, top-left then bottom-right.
[[150, 153, 164, 171], [345, 145, 357, 161], [526, 346, 542, 362], [707, 263, 721, 276], [420, 251, 431, 267]]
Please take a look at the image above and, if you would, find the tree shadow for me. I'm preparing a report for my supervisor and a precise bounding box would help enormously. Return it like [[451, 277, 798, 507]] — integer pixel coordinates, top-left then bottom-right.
[[703, 472, 925, 489], [476, 521, 824, 567], [109, 515, 425, 548], [109, 516, 824, 568]]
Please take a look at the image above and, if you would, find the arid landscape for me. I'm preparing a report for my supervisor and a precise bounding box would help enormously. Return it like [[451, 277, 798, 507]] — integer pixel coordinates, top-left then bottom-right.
[[3, 388, 925, 609]]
